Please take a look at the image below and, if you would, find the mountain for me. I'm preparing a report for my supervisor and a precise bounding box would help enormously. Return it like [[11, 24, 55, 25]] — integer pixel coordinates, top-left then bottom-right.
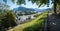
[[13, 6, 51, 12], [13, 6, 35, 12]]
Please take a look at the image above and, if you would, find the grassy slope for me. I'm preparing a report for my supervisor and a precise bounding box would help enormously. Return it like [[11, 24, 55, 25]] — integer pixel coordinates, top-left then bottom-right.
[[7, 12, 48, 31]]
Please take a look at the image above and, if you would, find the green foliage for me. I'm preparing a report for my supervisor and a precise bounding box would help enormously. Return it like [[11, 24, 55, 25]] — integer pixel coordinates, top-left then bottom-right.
[[3, 0, 26, 5], [28, 0, 49, 7], [23, 15, 46, 31], [11, 0, 15, 3], [3, 0, 60, 7], [17, 0, 26, 5], [3, 0, 49, 7], [0, 10, 17, 28]]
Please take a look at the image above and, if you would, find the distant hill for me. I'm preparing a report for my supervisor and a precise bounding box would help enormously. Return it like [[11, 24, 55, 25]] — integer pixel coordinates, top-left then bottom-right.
[[13, 6, 51, 12], [13, 6, 35, 12]]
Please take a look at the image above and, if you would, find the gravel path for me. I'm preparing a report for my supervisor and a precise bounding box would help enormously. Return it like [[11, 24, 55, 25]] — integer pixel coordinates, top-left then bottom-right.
[[47, 13, 60, 31]]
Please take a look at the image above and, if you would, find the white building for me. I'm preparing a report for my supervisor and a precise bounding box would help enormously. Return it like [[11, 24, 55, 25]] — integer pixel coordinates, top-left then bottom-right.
[[16, 15, 36, 24]]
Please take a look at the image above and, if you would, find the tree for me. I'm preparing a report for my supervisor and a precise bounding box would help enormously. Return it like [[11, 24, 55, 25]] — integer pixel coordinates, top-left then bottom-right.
[[28, 0, 60, 14], [1, 10, 17, 28]]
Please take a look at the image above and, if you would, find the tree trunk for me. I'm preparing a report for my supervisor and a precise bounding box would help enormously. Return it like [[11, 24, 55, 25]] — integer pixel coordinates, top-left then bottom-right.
[[54, 0, 57, 14]]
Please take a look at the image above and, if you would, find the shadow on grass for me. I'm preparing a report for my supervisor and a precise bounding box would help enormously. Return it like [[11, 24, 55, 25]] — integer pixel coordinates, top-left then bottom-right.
[[23, 17, 46, 31]]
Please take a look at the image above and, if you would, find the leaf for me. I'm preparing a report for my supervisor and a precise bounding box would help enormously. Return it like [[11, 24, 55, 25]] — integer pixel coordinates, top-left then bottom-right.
[[17, 0, 26, 5], [11, 0, 15, 3]]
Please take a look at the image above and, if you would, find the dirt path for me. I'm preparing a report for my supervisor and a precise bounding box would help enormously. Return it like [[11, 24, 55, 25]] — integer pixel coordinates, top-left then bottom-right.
[[47, 13, 60, 31]]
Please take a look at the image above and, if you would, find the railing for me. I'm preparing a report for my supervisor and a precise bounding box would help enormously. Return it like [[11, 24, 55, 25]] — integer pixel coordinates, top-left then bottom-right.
[[44, 11, 49, 31]]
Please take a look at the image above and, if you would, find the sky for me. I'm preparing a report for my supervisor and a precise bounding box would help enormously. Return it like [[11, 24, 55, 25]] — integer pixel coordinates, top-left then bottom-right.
[[0, 0, 53, 9]]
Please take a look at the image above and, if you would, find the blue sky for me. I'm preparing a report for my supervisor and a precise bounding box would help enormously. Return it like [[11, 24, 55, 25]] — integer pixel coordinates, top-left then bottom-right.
[[0, 0, 53, 9]]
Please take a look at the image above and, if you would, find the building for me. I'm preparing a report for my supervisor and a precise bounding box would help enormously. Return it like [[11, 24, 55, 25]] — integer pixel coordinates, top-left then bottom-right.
[[16, 15, 36, 24]]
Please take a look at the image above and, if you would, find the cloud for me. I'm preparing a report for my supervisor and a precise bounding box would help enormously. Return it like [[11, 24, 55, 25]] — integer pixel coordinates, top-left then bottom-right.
[[10, 4, 19, 9]]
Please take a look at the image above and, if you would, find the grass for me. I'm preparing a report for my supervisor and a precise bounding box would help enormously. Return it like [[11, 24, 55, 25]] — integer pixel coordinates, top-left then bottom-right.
[[7, 12, 48, 31]]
